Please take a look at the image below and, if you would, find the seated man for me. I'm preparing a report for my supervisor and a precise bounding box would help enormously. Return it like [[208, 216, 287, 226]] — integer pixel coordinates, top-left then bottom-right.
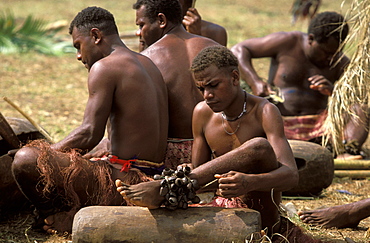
[[137, 0, 227, 51], [231, 11, 369, 159], [11, 6, 168, 234], [117, 46, 298, 235], [299, 198, 370, 229], [133, 0, 219, 168]]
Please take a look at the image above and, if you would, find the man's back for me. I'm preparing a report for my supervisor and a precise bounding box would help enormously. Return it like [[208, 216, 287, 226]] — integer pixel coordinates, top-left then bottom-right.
[[142, 29, 218, 139], [96, 46, 168, 162]]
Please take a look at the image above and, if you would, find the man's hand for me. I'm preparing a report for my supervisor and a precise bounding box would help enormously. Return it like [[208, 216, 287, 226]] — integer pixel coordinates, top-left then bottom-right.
[[251, 79, 272, 97], [82, 138, 110, 159], [82, 149, 109, 159], [182, 8, 202, 35], [308, 75, 333, 96], [215, 171, 254, 198]]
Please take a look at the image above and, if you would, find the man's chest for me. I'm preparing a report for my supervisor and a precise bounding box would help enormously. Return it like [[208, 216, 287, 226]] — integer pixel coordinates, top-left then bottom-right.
[[271, 62, 338, 87], [204, 117, 265, 158]]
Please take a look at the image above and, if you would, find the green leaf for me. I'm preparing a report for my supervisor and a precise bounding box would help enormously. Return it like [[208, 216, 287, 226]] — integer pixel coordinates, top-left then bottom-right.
[[0, 10, 70, 55]]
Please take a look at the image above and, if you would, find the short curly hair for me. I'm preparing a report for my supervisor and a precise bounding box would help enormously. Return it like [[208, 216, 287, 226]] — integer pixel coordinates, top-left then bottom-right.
[[308, 11, 348, 44], [191, 45, 239, 73], [69, 6, 118, 36], [133, 0, 182, 25]]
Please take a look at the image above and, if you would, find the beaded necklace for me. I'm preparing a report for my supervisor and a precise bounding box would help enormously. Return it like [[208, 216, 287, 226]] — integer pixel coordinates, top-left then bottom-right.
[[220, 90, 247, 135], [221, 90, 247, 121]]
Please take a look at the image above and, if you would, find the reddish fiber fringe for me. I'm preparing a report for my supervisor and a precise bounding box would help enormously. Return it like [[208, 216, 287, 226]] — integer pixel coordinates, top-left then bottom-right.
[[26, 140, 152, 209]]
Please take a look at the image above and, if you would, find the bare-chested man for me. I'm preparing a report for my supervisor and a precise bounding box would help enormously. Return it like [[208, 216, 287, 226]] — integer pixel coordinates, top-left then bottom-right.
[[137, 0, 227, 52], [11, 6, 168, 234], [231, 11, 369, 159], [117, 46, 298, 235], [133, 0, 219, 168]]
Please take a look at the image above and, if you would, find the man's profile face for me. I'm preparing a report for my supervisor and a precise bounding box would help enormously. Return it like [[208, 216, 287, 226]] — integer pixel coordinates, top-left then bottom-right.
[[308, 35, 342, 68], [135, 5, 163, 48], [72, 27, 100, 71]]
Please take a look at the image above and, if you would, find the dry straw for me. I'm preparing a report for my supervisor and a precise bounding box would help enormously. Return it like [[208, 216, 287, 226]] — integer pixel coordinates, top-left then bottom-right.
[[324, 0, 370, 154]]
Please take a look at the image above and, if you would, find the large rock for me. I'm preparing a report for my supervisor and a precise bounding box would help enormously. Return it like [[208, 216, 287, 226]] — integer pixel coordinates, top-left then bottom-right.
[[72, 206, 261, 243], [284, 140, 334, 196]]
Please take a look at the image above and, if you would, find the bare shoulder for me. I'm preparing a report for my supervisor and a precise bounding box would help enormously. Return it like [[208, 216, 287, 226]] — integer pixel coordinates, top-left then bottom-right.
[[194, 101, 212, 114], [91, 47, 159, 83], [193, 101, 215, 120], [249, 94, 281, 118], [190, 34, 219, 46], [142, 33, 219, 65], [268, 31, 303, 45], [232, 31, 303, 55]]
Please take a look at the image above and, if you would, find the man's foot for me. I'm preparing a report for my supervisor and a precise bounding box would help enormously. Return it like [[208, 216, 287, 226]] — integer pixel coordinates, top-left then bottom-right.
[[115, 179, 164, 209], [42, 211, 76, 234], [298, 204, 361, 228]]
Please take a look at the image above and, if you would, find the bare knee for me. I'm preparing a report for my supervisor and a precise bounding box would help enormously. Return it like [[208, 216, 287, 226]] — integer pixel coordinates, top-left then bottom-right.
[[247, 137, 275, 157], [244, 137, 278, 172]]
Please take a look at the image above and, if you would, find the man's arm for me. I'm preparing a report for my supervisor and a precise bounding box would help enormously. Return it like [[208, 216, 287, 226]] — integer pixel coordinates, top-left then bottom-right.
[[218, 102, 298, 195], [309, 53, 350, 96], [255, 102, 299, 191], [231, 32, 296, 96], [52, 62, 114, 152], [191, 102, 213, 168], [182, 8, 227, 46]]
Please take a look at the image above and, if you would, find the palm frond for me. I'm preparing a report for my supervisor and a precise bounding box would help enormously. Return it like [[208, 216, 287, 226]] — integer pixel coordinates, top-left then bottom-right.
[[0, 10, 71, 55], [324, 0, 370, 154]]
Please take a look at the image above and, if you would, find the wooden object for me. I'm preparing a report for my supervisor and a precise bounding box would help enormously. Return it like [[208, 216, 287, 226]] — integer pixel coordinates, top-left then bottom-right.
[[334, 159, 370, 170], [0, 117, 46, 155], [3, 96, 54, 143], [0, 112, 21, 149], [72, 206, 261, 243], [334, 170, 370, 178], [284, 140, 334, 196]]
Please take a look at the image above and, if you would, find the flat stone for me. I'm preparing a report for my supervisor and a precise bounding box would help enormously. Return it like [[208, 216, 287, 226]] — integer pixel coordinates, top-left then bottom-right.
[[72, 206, 261, 243]]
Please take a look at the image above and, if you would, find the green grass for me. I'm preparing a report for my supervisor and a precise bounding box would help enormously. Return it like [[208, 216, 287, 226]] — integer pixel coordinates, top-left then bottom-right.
[[0, 0, 351, 142]]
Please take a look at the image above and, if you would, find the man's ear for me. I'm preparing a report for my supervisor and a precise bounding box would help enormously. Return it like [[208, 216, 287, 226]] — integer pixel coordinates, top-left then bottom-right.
[[308, 33, 315, 45], [232, 69, 240, 86], [91, 28, 102, 44], [157, 13, 167, 28]]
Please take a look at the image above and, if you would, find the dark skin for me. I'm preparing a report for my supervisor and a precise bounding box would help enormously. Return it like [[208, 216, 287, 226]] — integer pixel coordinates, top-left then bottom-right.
[[136, 4, 219, 139], [180, 0, 227, 46], [117, 64, 298, 234], [231, 31, 369, 158], [298, 198, 370, 229], [137, 0, 227, 52], [12, 23, 168, 234], [231, 31, 348, 116]]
